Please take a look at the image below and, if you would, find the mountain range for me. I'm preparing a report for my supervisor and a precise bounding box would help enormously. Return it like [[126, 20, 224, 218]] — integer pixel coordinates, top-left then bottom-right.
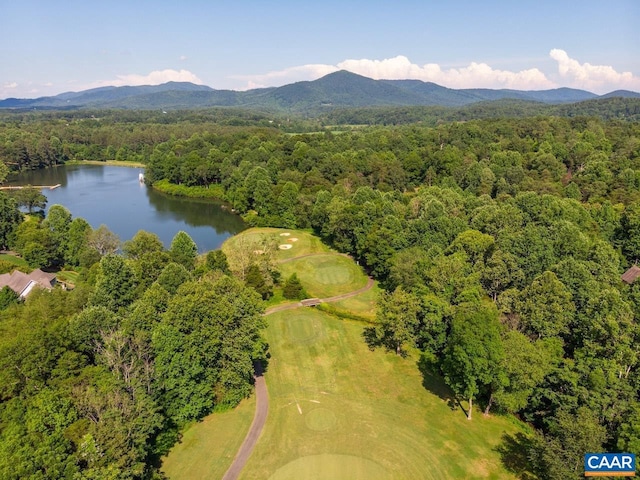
[[1, 70, 639, 112]]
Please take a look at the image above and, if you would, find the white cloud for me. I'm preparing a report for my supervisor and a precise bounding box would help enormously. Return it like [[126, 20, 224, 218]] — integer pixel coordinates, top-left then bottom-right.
[[549, 49, 640, 93], [179, 55, 188, 61], [233, 52, 640, 94], [0, 82, 19, 99], [235, 55, 555, 91], [86, 69, 203, 89], [337, 55, 554, 90]]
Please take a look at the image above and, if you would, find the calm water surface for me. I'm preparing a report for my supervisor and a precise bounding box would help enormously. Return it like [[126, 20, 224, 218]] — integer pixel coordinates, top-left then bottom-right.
[[8, 165, 246, 251]]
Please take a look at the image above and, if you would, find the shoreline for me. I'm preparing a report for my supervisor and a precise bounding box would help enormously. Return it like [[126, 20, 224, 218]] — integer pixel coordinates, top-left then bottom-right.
[[65, 160, 146, 168]]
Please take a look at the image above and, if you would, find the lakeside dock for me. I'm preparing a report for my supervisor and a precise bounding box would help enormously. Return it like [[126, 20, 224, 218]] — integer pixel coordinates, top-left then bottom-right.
[[0, 184, 61, 190]]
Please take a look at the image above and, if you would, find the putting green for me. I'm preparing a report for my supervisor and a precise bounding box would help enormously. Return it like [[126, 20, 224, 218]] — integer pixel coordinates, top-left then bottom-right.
[[268, 454, 391, 480], [305, 408, 337, 431], [279, 254, 367, 298], [286, 313, 325, 345]]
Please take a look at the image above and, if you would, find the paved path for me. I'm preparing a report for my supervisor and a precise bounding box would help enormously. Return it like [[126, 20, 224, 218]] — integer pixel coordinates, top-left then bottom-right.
[[277, 251, 352, 265], [221, 255, 375, 479], [221, 362, 268, 480], [322, 277, 375, 303], [263, 277, 374, 315]]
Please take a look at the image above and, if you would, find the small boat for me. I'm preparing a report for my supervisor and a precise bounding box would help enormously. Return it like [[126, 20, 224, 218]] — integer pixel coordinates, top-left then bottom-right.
[[138, 172, 145, 183]]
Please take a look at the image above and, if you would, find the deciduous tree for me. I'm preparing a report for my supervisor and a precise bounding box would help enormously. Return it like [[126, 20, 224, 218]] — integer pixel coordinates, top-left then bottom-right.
[[441, 303, 505, 420], [123, 230, 164, 260], [89, 254, 138, 312], [517, 271, 575, 340], [375, 287, 420, 355], [0, 192, 22, 250], [87, 224, 120, 256]]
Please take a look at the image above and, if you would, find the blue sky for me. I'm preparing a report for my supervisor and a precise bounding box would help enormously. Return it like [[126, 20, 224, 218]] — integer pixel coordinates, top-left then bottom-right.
[[1, 0, 639, 98]]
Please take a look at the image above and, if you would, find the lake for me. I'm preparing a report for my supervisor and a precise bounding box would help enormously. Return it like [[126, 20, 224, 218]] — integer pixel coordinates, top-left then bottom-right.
[[7, 164, 246, 252]]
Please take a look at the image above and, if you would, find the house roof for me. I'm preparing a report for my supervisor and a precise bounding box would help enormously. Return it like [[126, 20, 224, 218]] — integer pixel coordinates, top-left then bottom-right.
[[0, 269, 56, 297], [29, 269, 56, 286], [621, 265, 640, 284]]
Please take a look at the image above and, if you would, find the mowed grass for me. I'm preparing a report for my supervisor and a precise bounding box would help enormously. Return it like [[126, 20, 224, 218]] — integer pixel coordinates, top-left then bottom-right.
[[222, 227, 331, 262], [56, 270, 80, 285], [161, 395, 256, 479], [239, 309, 523, 480], [167, 230, 522, 479], [328, 284, 380, 320], [223, 227, 369, 303], [0, 253, 29, 270], [279, 254, 368, 299]]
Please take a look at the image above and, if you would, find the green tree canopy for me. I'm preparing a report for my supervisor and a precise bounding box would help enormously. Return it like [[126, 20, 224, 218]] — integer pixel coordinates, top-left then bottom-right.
[[282, 273, 306, 300], [89, 254, 138, 312], [205, 249, 230, 274], [375, 287, 421, 355], [155, 262, 191, 295], [152, 275, 264, 424], [123, 230, 164, 260], [10, 186, 47, 213], [0, 192, 22, 250], [169, 230, 198, 270], [517, 271, 575, 340], [441, 303, 506, 420]]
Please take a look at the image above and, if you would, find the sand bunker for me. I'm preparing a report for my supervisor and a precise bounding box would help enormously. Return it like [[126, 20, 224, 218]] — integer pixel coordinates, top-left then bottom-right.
[[288, 237, 299, 242], [279, 244, 293, 250], [280, 232, 291, 236]]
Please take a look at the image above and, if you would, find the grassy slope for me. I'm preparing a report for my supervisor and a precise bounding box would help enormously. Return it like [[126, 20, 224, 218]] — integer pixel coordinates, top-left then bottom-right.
[[0, 253, 30, 270], [329, 286, 379, 319], [161, 396, 256, 479], [240, 309, 522, 480], [56, 270, 80, 284]]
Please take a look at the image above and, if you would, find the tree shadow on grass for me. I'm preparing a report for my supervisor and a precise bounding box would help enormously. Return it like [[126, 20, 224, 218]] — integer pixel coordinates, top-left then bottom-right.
[[362, 327, 411, 357], [495, 432, 538, 480], [254, 343, 270, 376], [362, 326, 382, 351], [416, 353, 464, 413]]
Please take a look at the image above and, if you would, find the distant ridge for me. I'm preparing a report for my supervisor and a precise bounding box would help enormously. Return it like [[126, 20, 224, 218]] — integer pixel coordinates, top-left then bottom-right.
[[599, 90, 640, 99], [0, 70, 636, 112]]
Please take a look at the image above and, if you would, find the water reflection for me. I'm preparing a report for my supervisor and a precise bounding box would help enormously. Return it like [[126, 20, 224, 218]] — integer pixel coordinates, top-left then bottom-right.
[[8, 165, 246, 251]]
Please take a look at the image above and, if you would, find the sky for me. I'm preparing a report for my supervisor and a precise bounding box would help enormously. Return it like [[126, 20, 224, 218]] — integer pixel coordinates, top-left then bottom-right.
[[1, 0, 639, 99]]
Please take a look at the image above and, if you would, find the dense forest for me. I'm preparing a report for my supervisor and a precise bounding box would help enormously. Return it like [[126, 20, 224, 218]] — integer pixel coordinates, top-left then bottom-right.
[[1, 98, 639, 172], [1, 108, 640, 478], [0, 207, 267, 478]]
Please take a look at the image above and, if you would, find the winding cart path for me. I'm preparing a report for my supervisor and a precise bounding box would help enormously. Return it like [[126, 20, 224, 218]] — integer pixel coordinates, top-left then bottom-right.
[[221, 253, 374, 480], [221, 362, 268, 480]]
